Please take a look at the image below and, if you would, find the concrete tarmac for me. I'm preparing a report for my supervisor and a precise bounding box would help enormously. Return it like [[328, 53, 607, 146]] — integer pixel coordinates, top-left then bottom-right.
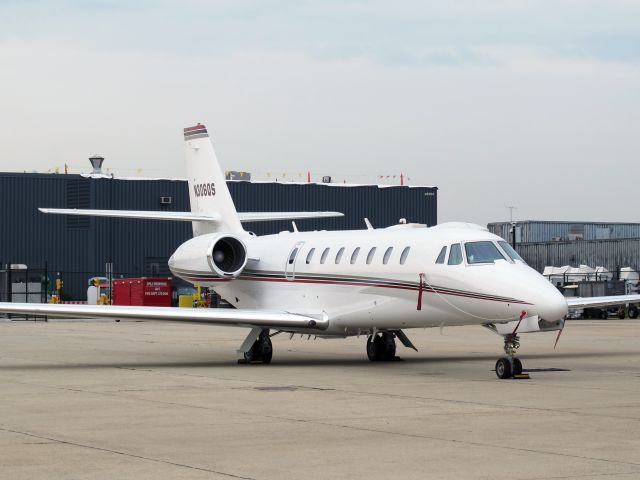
[[1, 319, 639, 480]]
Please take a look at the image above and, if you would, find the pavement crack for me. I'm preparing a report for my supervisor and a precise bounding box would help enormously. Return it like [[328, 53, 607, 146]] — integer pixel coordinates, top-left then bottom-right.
[[0, 425, 257, 480]]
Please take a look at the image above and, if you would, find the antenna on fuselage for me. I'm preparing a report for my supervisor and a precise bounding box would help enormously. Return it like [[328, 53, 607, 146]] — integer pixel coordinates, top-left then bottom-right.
[[292, 221, 299, 233], [364, 218, 374, 230]]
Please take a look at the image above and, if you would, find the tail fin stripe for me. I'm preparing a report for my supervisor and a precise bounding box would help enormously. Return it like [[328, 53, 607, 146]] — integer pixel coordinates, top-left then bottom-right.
[[184, 124, 208, 140]]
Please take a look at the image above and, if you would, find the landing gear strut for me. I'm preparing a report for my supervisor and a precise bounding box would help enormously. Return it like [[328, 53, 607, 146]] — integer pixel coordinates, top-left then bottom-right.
[[242, 329, 273, 364], [495, 333, 523, 379], [366, 332, 396, 361]]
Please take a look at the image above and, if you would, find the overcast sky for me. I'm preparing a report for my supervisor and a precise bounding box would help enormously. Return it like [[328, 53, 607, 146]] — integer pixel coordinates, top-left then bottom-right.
[[1, 0, 639, 225]]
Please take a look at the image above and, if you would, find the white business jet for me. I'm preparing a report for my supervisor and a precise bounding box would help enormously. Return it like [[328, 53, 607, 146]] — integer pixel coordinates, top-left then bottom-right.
[[2, 124, 637, 378]]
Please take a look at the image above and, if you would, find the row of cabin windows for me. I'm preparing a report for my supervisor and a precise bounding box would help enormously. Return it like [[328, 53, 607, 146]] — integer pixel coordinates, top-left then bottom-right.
[[291, 246, 411, 266]]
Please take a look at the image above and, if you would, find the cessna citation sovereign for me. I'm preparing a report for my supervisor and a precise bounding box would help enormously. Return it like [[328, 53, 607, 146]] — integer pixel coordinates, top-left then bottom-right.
[[2, 124, 638, 379]]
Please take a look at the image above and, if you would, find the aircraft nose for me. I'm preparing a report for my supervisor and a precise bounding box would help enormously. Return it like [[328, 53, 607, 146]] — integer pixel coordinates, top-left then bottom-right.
[[534, 282, 568, 321]]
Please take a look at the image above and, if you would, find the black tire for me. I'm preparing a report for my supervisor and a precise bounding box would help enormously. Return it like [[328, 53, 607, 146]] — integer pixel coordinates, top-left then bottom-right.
[[599, 310, 607, 319], [512, 357, 523, 376], [259, 338, 273, 364], [380, 332, 396, 361], [629, 307, 639, 319], [245, 330, 273, 364], [366, 335, 383, 361], [495, 357, 512, 379]]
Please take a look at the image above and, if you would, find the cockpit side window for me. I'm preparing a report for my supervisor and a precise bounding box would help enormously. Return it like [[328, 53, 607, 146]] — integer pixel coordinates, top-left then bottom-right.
[[465, 241, 507, 264], [448, 244, 463, 265], [498, 241, 526, 263], [335, 247, 345, 264], [288, 248, 298, 265], [435, 246, 447, 264]]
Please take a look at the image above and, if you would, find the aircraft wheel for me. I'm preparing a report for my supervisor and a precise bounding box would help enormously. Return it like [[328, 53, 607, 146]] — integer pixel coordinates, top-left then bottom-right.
[[259, 336, 273, 364], [628, 307, 639, 319], [380, 332, 396, 361], [366, 335, 382, 361], [495, 357, 513, 379], [512, 357, 523, 376], [244, 330, 273, 364]]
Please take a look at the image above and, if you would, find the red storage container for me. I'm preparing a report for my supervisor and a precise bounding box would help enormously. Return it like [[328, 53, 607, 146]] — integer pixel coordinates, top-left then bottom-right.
[[112, 277, 172, 307]]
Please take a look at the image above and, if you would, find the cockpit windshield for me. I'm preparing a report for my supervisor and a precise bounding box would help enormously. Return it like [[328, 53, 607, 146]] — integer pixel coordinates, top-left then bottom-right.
[[498, 241, 526, 263], [464, 241, 507, 264]]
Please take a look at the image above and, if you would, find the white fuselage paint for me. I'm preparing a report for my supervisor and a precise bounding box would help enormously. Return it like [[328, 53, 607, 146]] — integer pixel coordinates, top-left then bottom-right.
[[169, 223, 568, 337]]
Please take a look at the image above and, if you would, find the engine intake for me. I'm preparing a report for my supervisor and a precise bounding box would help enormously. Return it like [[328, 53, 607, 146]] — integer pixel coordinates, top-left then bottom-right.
[[207, 235, 247, 278]]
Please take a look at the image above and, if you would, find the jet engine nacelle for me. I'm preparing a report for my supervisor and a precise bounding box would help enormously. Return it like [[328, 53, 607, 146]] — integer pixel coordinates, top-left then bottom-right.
[[169, 233, 248, 279]]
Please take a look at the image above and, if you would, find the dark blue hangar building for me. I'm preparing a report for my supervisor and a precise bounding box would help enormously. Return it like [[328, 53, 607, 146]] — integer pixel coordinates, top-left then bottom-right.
[[0, 172, 437, 300]]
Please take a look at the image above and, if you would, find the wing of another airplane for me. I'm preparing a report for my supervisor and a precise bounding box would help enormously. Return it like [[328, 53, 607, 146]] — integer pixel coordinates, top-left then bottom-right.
[[566, 295, 640, 309], [0, 303, 327, 331], [38, 208, 343, 223]]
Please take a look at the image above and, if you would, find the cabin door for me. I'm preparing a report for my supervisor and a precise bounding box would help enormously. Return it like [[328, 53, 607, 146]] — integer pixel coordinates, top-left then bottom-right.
[[285, 242, 305, 281]]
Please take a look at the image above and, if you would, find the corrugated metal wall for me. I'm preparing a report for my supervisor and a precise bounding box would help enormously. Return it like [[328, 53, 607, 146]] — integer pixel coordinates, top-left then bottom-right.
[[488, 221, 640, 243], [0, 173, 437, 299], [515, 239, 640, 274]]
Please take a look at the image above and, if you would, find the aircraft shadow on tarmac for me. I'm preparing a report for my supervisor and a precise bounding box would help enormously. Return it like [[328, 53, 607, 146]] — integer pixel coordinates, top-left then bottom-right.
[[1, 350, 638, 371]]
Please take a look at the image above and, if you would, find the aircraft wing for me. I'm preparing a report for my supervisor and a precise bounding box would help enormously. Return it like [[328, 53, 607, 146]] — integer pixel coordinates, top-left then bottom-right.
[[39, 208, 343, 223], [566, 295, 640, 309], [0, 303, 327, 331]]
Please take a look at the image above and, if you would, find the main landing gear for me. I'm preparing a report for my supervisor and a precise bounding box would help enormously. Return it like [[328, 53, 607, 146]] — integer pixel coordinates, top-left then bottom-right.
[[495, 333, 523, 379], [366, 332, 397, 361], [239, 328, 273, 364]]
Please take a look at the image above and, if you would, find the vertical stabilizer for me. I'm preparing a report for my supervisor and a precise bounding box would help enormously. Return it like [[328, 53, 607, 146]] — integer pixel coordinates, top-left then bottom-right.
[[183, 124, 244, 236]]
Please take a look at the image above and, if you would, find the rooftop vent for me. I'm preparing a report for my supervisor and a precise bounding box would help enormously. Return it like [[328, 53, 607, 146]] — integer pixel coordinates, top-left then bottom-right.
[[89, 155, 104, 174]]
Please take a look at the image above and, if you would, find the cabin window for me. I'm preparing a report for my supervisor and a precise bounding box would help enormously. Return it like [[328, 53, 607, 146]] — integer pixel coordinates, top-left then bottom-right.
[[350, 247, 361, 264], [400, 246, 411, 265], [288, 248, 298, 265], [306, 248, 315, 264], [366, 247, 377, 264], [383, 247, 393, 264], [320, 247, 330, 264], [448, 244, 463, 265], [465, 241, 507, 264], [435, 246, 447, 264], [335, 247, 345, 264], [498, 241, 525, 263]]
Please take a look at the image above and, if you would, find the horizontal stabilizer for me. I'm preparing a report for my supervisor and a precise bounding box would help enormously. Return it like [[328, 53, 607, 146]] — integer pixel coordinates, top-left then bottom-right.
[[39, 208, 221, 222], [566, 294, 640, 309], [0, 302, 328, 331], [39, 208, 343, 223]]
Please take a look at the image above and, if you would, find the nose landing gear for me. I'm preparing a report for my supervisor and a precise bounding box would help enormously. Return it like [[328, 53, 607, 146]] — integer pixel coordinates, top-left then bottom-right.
[[495, 333, 523, 379]]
